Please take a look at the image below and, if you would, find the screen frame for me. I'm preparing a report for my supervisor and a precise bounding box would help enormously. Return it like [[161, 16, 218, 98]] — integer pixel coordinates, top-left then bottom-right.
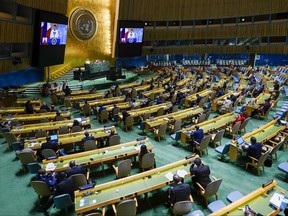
[[116, 20, 144, 58]]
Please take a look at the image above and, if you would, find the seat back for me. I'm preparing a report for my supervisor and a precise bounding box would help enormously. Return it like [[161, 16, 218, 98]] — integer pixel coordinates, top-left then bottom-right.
[[50, 94, 59, 105], [156, 107, 164, 116], [205, 110, 211, 121], [41, 149, 57, 159], [172, 105, 179, 113], [239, 117, 250, 131], [199, 135, 211, 150], [10, 120, 21, 127], [171, 94, 177, 103], [179, 98, 185, 107], [198, 98, 205, 107], [27, 162, 42, 174], [3, 132, 18, 147], [30, 181, 52, 196], [56, 115, 65, 121], [17, 152, 36, 165], [257, 150, 271, 167], [71, 174, 88, 189], [149, 93, 155, 101], [117, 159, 132, 178], [270, 142, 284, 157], [125, 116, 134, 128], [203, 178, 223, 198], [172, 201, 193, 215], [100, 110, 109, 123], [221, 144, 231, 154], [84, 140, 97, 151], [210, 92, 217, 101], [112, 107, 121, 116], [140, 153, 155, 170], [64, 99, 72, 108], [116, 199, 137, 216], [59, 126, 69, 134], [83, 104, 91, 116], [197, 113, 206, 124], [158, 124, 167, 136], [173, 120, 182, 133], [109, 135, 121, 146], [71, 125, 82, 132], [131, 89, 137, 99], [53, 193, 73, 210], [213, 130, 225, 143], [142, 113, 151, 121], [40, 118, 49, 123], [232, 122, 241, 135], [39, 109, 47, 113], [36, 130, 47, 138], [115, 88, 121, 96]]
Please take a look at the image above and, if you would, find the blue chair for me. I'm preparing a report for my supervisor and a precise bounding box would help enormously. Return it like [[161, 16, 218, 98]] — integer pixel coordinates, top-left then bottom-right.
[[226, 191, 244, 203], [53, 193, 74, 213], [278, 162, 288, 181], [27, 162, 42, 174], [137, 121, 146, 135], [170, 130, 182, 145], [207, 200, 226, 213], [215, 143, 230, 161], [12, 142, 22, 151]]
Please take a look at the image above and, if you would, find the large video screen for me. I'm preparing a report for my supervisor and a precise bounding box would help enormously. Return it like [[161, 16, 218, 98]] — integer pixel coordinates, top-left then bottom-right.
[[40, 22, 68, 45], [32, 10, 68, 68], [119, 28, 144, 44], [117, 21, 144, 58]]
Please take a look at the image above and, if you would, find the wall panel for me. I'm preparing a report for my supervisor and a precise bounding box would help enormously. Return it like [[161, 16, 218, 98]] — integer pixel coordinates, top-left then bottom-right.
[[0, 21, 33, 43], [143, 23, 288, 41], [119, 0, 288, 21]]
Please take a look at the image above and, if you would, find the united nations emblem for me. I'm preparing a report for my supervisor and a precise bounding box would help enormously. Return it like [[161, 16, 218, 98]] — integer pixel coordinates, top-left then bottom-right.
[[69, 8, 97, 41]]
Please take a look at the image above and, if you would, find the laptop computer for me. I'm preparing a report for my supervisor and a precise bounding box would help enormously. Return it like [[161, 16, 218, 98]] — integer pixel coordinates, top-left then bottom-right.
[[236, 136, 246, 146], [50, 134, 58, 143]]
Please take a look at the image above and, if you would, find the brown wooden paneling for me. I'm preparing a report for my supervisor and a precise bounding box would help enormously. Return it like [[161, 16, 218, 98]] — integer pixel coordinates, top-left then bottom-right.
[[142, 45, 287, 55], [0, 58, 30, 74], [13, 0, 68, 14], [143, 23, 288, 40], [0, 20, 33, 42], [119, 0, 288, 21]]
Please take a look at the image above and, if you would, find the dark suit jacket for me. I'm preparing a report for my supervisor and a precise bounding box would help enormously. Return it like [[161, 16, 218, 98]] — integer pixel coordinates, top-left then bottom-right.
[[190, 129, 204, 144], [190, 164, 211, 189], [169, 183, 191, 205], [56, 177, 75, 198], [65, 165, 87, 177], [245, 142, 262, 159], [82, 136, 95, 143], [41, 141, 59, 152]]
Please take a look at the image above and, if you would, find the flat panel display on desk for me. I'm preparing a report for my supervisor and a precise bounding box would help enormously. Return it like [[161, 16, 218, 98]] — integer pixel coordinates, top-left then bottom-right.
[[32, 10, 68, 68], [117, 21, 144, 58]]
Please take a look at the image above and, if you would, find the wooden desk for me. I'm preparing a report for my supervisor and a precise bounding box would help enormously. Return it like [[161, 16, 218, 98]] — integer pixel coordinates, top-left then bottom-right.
[[181, 112, 238, 144], [15, 98, 42, 106], [0, 106, 41, 114], [123, 85, 150, 94], [24, 126, 116, 150], [111, 82, 140, 91], [145, 107, 204, 132], [142, 87, 165, 98], [212, 91, 240, 111], [103, 102, 131, 112], [74, 155, 198, 215], [43, 138, 154, 173], [213, 78, 227, 90], [56, 90, 90, 97], [184, 89, 214, 107], [10, 118, 90, 136], [210, 180, 288, 216], [1, 111, 71, 124], [79, 96, 125, 109], [246, 92, 271, 116], [66, 92, 105, 102], [228, 119, 287, 162], [124, 102, 172, 119]]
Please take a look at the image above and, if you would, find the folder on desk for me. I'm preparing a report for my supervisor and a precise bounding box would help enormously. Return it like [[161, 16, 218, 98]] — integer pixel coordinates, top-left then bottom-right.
[[269, 192, 288, 210]]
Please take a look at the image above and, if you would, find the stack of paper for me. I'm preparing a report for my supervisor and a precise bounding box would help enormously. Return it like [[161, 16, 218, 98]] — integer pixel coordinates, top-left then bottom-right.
[[269, 192, 288, 210]]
